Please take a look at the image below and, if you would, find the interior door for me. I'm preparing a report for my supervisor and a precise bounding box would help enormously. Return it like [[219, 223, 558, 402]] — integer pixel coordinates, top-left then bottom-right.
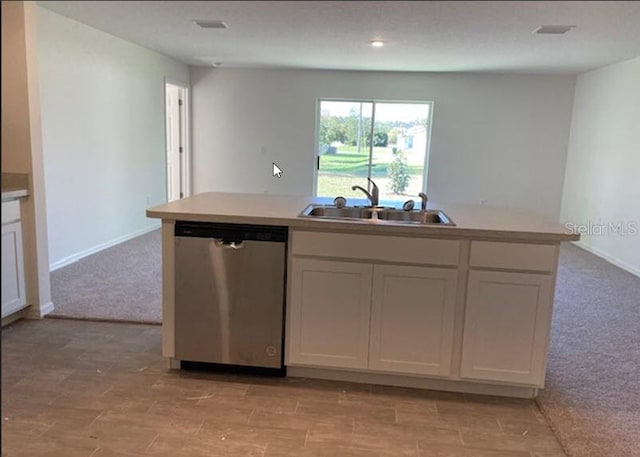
[[166, 83, 182, 202]]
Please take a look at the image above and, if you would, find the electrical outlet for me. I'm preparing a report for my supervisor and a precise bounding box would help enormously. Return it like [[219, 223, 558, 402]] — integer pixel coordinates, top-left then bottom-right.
[[146, 196, 151, 205]]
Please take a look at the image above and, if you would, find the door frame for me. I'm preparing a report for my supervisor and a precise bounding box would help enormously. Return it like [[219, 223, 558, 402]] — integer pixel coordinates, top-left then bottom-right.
[[164, 78, 191, 201]]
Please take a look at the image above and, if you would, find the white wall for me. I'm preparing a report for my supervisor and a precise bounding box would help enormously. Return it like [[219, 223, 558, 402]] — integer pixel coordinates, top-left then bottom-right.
[[191, 68, 575, 219], [37, 7, 189, 268], [560, 57, 640, 275]]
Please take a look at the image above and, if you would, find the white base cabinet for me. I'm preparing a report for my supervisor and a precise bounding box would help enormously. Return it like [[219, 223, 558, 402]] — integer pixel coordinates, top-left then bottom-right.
[[2, 202, 27, 318], [287, 258, 372, 369], [286, 231, 561, 395], [460, 270, 553, 386], [287, 258, 458, 377], [369, 265, 457, 376]]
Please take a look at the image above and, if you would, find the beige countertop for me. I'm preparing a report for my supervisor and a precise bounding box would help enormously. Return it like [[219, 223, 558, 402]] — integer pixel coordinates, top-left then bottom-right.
[[146, 192, 579, 242], [1, 173, 29, 202]]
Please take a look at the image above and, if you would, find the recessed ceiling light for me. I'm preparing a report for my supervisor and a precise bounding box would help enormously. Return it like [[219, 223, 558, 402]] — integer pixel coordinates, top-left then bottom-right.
[[193, 20, 229, 29], [369, 40, 385, 48], [533, 25, 576, 35]]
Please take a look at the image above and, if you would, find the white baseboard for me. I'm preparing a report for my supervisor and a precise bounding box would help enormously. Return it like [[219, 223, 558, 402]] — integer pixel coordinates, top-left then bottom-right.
[[27, 301, 55, 319], [49, 224, 160, 272], [40, 301, 55, 316], [286, 366, 538, 399], [572, 240, 640, 277]]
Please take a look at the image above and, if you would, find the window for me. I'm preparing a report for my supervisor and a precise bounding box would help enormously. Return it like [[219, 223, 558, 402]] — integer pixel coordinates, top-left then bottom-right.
[[315, 99, 433, 202]]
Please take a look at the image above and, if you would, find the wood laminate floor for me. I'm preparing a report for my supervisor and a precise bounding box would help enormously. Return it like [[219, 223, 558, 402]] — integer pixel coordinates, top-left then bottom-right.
[[1, 318, 566, 457]]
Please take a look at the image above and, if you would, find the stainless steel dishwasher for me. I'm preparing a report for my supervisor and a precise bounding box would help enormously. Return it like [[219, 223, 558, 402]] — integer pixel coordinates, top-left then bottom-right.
[[174, 221, 287, 375]]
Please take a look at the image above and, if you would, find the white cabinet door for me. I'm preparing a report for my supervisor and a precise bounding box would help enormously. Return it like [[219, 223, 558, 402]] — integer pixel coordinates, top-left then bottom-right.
[[2, 221, 26, 318], [287, 258, 373, 369], [460, 270, 553, 386], [369, 265, 457, 376]]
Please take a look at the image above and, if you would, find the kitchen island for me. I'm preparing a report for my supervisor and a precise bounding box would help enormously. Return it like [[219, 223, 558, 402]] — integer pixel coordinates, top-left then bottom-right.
[[147, 192, 578, 398]]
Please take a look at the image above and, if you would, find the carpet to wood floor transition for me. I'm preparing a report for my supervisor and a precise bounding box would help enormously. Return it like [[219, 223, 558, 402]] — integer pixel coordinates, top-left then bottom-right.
[[49, 230, 640, 456], [50, 229, 162, 324]]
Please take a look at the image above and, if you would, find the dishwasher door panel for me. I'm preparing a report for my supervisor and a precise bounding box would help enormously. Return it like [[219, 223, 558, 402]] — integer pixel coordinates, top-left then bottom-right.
[[174, 236, 285, 369]]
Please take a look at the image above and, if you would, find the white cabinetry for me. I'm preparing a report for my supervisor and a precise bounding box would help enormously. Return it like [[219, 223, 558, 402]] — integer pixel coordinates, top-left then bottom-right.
[[460, 271, 553, 385], [288, 258, 372, 369], [287, 232, 459, 377], [460, 241, 557, 386], [287, 232, 561, 395], [2, 201, 27, 318], [370, 265, 457, 376]]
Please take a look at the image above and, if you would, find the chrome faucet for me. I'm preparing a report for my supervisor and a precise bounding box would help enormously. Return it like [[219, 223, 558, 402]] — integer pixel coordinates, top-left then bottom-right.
[[418, 192, 428, 211], [351, 177, 379, 207]]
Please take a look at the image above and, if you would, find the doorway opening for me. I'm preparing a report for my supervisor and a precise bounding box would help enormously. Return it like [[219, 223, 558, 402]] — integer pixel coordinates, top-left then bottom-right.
[[165, 81, 190, 202]]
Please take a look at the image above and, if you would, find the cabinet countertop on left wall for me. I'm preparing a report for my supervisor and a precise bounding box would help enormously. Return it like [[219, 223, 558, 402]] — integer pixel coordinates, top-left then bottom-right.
[[1, 172, 29, 202]]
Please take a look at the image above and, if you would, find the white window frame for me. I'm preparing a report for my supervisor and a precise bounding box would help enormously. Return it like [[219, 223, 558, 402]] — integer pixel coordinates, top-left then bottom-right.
[[313, 98, 434, 197]]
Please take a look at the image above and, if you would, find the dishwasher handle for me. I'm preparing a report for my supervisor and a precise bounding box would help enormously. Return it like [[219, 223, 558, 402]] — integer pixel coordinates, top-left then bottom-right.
[[214, 239, 245, 250]]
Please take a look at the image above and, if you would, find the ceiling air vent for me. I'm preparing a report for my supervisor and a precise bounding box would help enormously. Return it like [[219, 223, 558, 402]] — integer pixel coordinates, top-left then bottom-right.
[[533, 25, 576, 35], [193, 20, 229, 29]]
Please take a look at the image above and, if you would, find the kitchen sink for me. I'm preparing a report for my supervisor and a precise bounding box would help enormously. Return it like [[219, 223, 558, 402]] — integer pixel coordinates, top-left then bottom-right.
[[377, 209, 455, 225], [303, 206, 373, 219], [299, 205, 456, 226]]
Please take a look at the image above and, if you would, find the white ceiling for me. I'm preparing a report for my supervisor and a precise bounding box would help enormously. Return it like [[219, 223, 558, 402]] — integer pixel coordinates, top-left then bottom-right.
[[39, 1, 640, 74]]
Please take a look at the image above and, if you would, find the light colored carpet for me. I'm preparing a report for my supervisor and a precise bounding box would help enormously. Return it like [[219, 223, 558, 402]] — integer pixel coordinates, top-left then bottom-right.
[[49, 230, 640, 455], [50, 229, 162, 323], [537, 244, 640, 457]]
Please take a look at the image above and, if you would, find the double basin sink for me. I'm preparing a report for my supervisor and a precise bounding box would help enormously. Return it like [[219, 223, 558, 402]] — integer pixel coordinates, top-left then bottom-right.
[[299, 205, 455, 226]]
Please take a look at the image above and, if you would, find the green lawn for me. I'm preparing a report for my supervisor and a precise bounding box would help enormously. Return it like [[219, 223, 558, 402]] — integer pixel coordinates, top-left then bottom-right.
[[317, 149, 425, 199], [317, 173, 423, 201], [319, 150, 422, 178], [317, 174, 365, 198], [319, 151, 369, 175]]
